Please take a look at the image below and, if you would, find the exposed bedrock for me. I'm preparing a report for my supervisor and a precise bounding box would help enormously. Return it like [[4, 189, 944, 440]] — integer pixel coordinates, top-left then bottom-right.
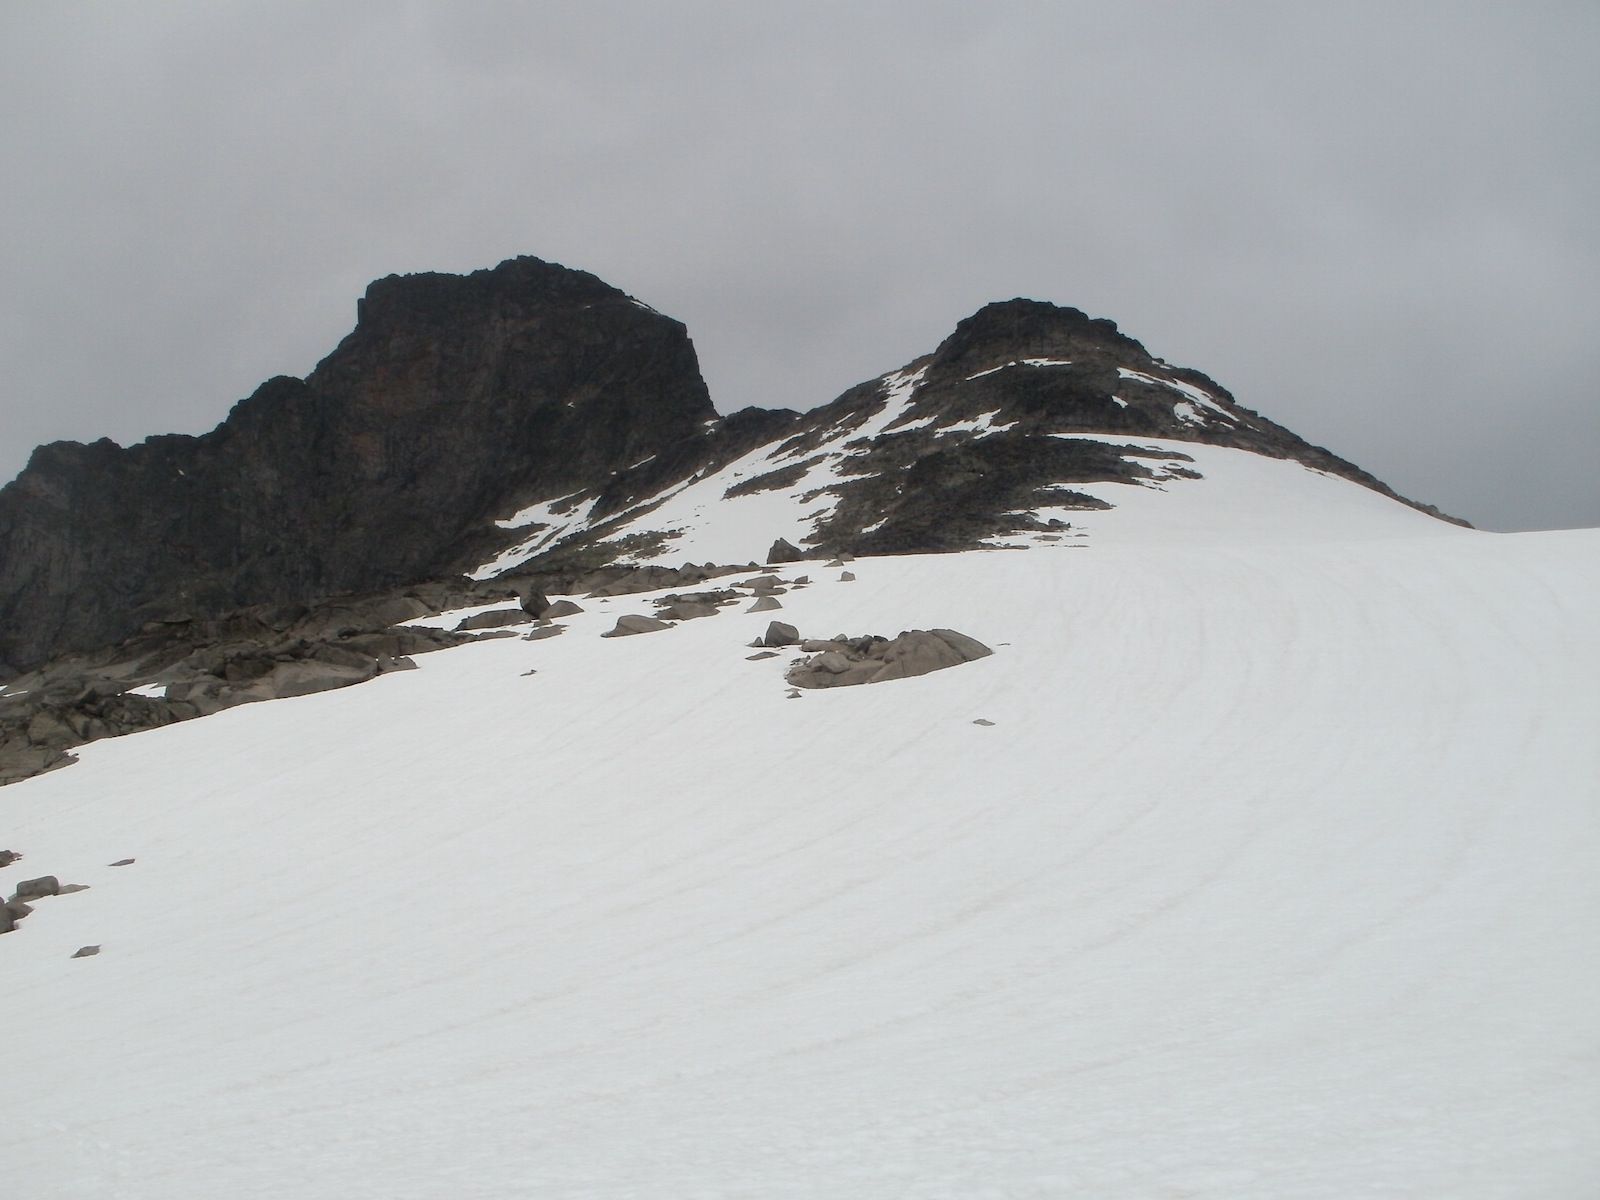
[[0, 257, 717, 673]]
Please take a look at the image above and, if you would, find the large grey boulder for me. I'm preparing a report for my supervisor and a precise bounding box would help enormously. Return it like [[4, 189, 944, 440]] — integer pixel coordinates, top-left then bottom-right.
[[747, 596, 783, 613], [767, 538, 804, 564], [456, 607, 534, 632], [541, 599, 585, 619], [787, 628, 992, 689], [762, 622, 800, 648], [14, 875, 60, 900]]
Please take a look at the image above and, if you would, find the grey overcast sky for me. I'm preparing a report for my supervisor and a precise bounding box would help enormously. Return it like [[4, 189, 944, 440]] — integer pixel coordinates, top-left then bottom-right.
[[3, 2, 1597, 531]]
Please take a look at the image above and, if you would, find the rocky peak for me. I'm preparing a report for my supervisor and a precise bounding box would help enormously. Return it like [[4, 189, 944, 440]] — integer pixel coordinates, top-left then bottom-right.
[[0, 257, 714, 674], [929, 298, 1154, 376]]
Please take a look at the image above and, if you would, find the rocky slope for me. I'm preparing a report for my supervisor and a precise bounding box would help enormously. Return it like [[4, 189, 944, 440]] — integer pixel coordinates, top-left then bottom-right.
[[466, 297, 1464, 577], [0, 257, 722, 674], [0, 256, 1467, 783]]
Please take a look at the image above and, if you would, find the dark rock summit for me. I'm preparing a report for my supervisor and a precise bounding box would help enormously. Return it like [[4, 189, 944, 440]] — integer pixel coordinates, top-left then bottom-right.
[[0, 256, 716, 673]]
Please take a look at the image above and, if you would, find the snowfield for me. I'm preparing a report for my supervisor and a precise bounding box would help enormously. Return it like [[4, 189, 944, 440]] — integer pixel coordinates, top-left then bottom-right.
[[3, 448, 1597, 1198]]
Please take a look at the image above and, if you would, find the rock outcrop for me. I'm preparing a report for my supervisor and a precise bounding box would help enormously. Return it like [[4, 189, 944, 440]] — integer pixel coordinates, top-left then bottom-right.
[[786, 629, 993, 689], [0, 256, 717, 674]]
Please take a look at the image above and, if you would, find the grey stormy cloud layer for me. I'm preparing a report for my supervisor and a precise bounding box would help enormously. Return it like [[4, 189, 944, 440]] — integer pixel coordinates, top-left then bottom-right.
[[2, 2, 1596, 531]]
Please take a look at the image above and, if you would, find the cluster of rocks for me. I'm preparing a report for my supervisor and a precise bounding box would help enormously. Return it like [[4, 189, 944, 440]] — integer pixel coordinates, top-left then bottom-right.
[[755, 621, 993, 689], [0, 554, 844, 786], [2, 850, 129, 957], [0, 579, 510, 786], [1, 862, 88, 938], [601, 566, 814, 638]]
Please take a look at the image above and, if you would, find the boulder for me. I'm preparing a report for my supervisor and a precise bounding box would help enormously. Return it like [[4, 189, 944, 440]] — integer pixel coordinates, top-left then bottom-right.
[[786, 627, 992, 690], [0, 905, 15, 935], [14, 875, 60, 900], [522, 626, 565, 641], [71, 945, 100, 958], [927, 628, 994, 662], [0, 850, 17, 868], [655, 602, 719, 622], [518, 589, 552, 618], [602, 615, 672, 638], [747, 596, 783, 613], [767, 538, 804, 564], [762, 622, 800, 648], [541, 599, 585, 619], [0, 745, 75, 786], [456, 607, 534, 632], [232, 657, 379, 703], [743, 574, 783, 592], [840, 571, 857, 582], [109, 858, 135, 867]]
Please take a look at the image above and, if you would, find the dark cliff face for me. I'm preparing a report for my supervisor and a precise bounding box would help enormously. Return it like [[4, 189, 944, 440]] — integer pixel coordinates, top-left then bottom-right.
[[0, 257, 715, 673]]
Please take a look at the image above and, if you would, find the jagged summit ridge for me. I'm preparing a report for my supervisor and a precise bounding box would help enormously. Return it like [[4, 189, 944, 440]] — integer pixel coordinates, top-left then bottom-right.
[[471, 295, 1460, 577], [0, 258, 1460, 674]]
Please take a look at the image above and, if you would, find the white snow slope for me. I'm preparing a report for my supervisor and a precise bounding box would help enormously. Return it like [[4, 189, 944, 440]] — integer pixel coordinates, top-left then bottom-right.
[[3, 447, 1597, 1198]]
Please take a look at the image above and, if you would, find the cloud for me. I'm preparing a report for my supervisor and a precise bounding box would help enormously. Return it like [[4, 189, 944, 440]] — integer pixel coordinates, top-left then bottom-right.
[[2, 2, 1596, 529]]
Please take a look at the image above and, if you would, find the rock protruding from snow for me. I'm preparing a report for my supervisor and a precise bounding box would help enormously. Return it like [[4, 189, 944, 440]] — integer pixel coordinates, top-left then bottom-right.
[[787, 629, 993, 689], [456, 608, 535, 632], [602, 615, 672, 638], [762, 622, 800, 648], [767, 538, 804, 564], [13, 875, 60, 901]]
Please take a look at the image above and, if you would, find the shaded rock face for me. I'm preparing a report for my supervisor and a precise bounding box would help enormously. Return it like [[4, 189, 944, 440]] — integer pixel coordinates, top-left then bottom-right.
[[0, 257, 716, 672]]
